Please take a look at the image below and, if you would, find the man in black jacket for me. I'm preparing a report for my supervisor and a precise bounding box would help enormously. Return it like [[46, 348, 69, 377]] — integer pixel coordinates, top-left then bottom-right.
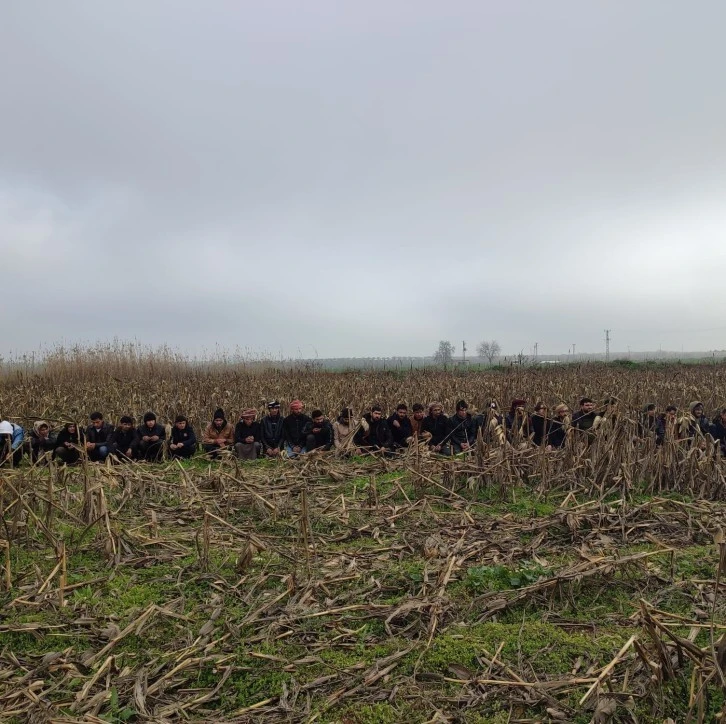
[[388, 404, 413, 451], [423, 402, 451, 455], [303, 410, 334, 452], [111, 416, 139, 461], [283, 400, 312, 458], [137, 412, 166, 462], [235, 409, 262, 460], [169, 415, 197, 459], [449, 400, 478, 454], [354, 405, 393, 453], [85, 411, 114, 462], [261, 401, 284, 457]]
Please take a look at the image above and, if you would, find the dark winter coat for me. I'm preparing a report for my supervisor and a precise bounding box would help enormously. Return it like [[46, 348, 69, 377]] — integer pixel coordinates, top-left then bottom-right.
[[387, 414, 413, 447], [261, 414, 285, 451], [111, 427, 140, 454], [448, 413, 479, 446], [136, 423, 166, 442], [283, 413, 312, 447], [530, 414, 550, 447], [354, 414, 393, 449], [235, 420, 262, 445], [56, 425, 82, 448], [422, 414, 451, 446], [302, 419, 334, 449], [85, 422, 114, 446], [171, 425, 197, 451]]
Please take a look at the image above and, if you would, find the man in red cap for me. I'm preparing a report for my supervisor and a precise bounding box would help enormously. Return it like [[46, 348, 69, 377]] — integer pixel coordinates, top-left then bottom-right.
[[283, 400, 311, 458]]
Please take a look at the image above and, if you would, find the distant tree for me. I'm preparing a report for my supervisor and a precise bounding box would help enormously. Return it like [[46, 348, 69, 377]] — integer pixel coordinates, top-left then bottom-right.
[[433, 340, 455, 367], [477, 340, 501, 365]]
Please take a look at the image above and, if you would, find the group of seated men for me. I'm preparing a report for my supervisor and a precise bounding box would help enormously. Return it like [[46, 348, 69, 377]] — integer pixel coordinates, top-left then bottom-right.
[[0, 396, 723, 466]]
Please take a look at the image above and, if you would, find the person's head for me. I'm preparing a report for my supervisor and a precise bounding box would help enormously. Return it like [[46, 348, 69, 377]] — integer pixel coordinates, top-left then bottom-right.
[[175, 415, 188, 430], [240, 408, 256, 424], [554, 403, 569, 420], [396, 403, 408, 420], [643, 403, 656, 418], [370, 404, 383, 421], [0, 421, 12, 440], [690, 401, 704, 418], [579, 397, 595, 413], [89, 411, 104, 429], [510, 398, 526, 415], [212, 408, 226, 427], [120, 415, 134, 431], [534, 402, 548, 416], [488, 401, 499, 412], [665, 405, 677, 421], [412, 403, 425, 420], [38, 422, 49, 436], [456, 400, 468, 418], [339, 407, 352, 422], [311, 409, 325, 424], [143, 412, 156, 429], [718, 408, 726, 424], [66, 422, 77, 434], [603, 396, 618, 410], [429, 402, 443, 418], [290, 400, 303, 416], [266, 400, 281, 417]]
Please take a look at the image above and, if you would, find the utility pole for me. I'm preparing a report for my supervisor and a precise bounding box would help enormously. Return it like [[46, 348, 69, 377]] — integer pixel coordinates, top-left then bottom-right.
[[572, 343, 576, 359], [533, 342, 538, 361], [462, 340, 467, 365], [604, 329, 611, 362]]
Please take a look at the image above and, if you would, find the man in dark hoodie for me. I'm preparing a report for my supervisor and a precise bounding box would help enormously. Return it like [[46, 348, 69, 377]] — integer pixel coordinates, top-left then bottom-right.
[[235, 409, 262, 460], [283, 400, 312, 458], [137, 412, 166, 461], [261, 401, 285, 457], [710, 408, 726, 455], [169, 415, 197, 459], [655, 405, 678, 446], [422, 402, 451, 455], [449, 400, 479, 454], [85, 411, 114, 462], [303, 409, 334, 452], [111, 416, 139, 461], [388, 403, 413, 451], [679, 401, 711, 444], [354, 405, 393, 453]]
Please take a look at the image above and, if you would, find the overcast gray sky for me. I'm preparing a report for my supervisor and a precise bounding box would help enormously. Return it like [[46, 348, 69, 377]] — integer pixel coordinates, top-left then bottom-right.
[[2, 1, 726, 359]]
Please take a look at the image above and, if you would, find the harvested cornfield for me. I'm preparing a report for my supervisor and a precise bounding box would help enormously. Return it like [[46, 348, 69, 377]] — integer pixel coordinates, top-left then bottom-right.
[[2, 357, 726, 722]]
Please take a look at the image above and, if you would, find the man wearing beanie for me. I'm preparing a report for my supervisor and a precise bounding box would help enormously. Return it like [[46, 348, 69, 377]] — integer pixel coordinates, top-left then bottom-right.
[[203, 408, 234, 458], [283, 400, 311, 458], [169, 415, 197, 459], [137, 412, 166, 461]]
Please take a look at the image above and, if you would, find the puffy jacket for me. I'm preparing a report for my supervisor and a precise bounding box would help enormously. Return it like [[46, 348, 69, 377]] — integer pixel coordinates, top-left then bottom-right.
[[137, 423, 167, 442], [111, 427, 140, 454], [283, 413, 312, 447], [202, 421, 233, 445]]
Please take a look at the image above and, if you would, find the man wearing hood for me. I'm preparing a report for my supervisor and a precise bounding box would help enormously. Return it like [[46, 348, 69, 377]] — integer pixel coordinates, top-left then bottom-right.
[[203, 408, 234, 458], [85, 412, 114, 462], [710, 408, 726, 455], [449, 400, 479, 454], [261, 401, 285, 457], [303, 410, 334, 452], [234, 409, 262, 460], [283, 400, 311, 458], [0, 419, 24, 466], [28, 420, 56, 463], [137, 412, 166, 461]]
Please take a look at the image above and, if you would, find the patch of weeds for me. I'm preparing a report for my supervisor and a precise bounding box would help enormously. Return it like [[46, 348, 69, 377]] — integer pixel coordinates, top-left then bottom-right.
[[465, 561, 549, 593]]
